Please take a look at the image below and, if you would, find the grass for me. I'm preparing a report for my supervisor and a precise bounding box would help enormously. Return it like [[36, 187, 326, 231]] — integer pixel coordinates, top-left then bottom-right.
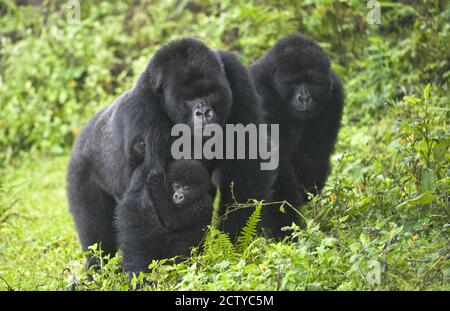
[[0, 155, 83, 290]]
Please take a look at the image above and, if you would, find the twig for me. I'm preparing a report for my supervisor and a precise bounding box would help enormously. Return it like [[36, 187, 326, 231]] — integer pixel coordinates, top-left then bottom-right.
[[0, 276, 14, 291], [220, 199, 308, 223]]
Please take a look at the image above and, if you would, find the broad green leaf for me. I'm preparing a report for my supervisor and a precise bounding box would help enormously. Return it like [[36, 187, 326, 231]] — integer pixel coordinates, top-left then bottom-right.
[[415, 140, 429, 155], [408, 191, 435, 205], [420, 168, 436, 193], [433, 139, 450, 162], [397, 191, 436, 210]]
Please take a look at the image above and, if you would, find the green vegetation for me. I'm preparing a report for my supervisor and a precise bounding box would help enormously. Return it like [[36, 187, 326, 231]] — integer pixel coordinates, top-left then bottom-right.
[[0, 0, 449, 290]]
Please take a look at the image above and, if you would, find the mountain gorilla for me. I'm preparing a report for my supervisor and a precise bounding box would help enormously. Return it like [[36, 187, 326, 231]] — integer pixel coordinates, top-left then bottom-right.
[[249, 34, 344, 238], [67, 38, 273, 269], [116, 160, 211, 275]]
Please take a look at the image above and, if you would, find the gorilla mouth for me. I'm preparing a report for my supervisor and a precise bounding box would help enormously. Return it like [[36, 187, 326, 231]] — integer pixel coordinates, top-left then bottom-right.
[[191, 122, 217, 134], [293, 106, 313, 113], [294, 99, 314, 113]]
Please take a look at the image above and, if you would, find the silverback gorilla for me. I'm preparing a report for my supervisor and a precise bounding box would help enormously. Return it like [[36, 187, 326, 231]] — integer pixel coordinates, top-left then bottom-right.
[[249, 34, 344, 238], [67, 38, 274, 269], [116, 160, 211, 275]]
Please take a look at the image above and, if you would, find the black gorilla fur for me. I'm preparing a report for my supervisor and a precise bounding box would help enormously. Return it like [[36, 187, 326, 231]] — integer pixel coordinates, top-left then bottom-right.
[[249, 34, 344, 238], [67, 37, 274, 268], [115, 160, 211, 275]]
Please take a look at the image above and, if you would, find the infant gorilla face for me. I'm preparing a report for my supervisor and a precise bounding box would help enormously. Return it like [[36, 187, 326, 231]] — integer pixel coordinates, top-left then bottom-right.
[[166, 160, 209, 207]]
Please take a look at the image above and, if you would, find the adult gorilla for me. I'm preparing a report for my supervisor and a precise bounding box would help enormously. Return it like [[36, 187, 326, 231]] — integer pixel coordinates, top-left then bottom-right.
[[248, 34, 344, 238], [67, 38, 273, 268]]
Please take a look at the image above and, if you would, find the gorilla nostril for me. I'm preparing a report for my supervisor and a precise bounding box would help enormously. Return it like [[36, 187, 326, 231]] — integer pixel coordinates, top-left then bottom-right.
[[194, 108, 204, 118], [297, 92, 311, 103]]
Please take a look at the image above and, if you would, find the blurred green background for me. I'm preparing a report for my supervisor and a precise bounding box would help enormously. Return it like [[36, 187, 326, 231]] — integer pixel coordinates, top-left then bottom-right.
[[0, 0, 449, 290]]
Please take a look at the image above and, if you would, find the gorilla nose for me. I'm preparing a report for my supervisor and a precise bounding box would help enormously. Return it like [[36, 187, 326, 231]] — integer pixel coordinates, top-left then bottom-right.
[[297, 90, 311, 102], [194, 109, 203, 117], [173, 192, 184, 204], [296, 93, 313, 111], [193, 106, 213, 123]]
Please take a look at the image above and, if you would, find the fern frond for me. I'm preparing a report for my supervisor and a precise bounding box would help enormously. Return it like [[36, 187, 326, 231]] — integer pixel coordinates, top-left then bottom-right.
[[203, 225, 234, 259], [236, 201, 262, 253]]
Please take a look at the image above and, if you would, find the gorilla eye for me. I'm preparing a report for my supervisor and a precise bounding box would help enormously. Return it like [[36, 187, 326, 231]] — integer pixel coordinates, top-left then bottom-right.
[[183, 185, 190, 190], [133, 140, 145, 153], [172, 183, 180, 190]]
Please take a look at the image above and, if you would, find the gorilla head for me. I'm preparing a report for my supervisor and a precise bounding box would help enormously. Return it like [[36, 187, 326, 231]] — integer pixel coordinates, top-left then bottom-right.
[[165, 159, 209, 207], [148, 38, 232, 130], [270, 35, 333, 121]]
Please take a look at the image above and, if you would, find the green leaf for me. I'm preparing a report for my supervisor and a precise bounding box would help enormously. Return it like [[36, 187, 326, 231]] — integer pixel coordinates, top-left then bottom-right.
[[236, 201, 262, 253], [432, 138, 450, 162], [410, 191, 435, 205], [423, 83, 431, 100], [203, 226, 234, 259], [339, 215, 349, 223], [420, 168, 436, 193], [397, 191, 436, 210], [403, 96, 421, 104]]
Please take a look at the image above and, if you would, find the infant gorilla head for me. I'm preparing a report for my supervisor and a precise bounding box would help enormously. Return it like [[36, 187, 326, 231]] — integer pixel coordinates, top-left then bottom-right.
[[144, 159, 212, 231], [165, 159, 210, 207], [269, 35, 334, 120]]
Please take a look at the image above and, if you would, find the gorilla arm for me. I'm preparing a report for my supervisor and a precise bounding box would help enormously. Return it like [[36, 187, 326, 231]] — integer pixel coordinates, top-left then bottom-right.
[[115, 165, 168, 275]]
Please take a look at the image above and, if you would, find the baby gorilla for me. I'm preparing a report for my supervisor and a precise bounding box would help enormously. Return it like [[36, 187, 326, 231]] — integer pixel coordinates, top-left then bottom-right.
[[115, 160, 212, 276]]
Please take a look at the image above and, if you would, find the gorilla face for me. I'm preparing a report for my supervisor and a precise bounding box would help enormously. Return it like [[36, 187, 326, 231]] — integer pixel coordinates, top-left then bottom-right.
[[164, 74, 232, 130], [170, 181, 203, 206], [166, 160, 209, 207], [271, 36, 332, 121], [274, 73, 331, 120], [149, 38, 233, 131]]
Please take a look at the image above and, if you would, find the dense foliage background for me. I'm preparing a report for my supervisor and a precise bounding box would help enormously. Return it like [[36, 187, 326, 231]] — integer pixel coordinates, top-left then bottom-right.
[[0, 0, 449, 290]]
